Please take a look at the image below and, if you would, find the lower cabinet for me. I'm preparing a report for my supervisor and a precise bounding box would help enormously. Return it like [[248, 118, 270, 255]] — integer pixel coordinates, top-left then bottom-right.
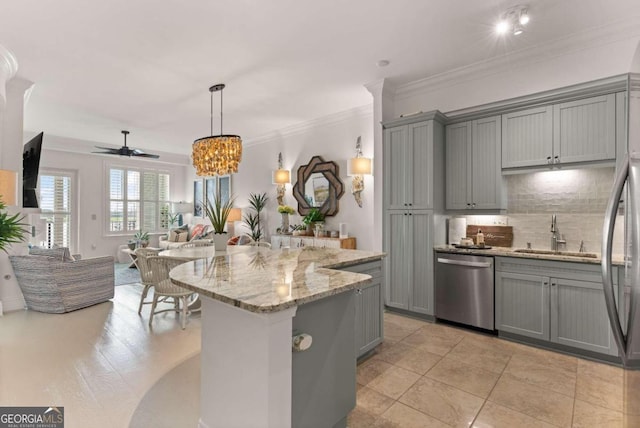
[[384, 210, 434, 315], [341, 260, 383, 359], [495, 257, 619, 356]]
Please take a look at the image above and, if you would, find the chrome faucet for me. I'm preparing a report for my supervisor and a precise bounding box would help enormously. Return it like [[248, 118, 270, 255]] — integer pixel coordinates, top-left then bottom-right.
[[551, 214, 566, 252]]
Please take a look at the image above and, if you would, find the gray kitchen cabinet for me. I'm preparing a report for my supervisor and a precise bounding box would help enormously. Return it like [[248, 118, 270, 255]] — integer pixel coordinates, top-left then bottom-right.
[[502, 105, 553, 168], [495, 270, 550, 341], [502, 94, 616, 169], [495, 257, 618, 356], [384, 120, 436, 210], [551, 277, 618, 355], [446, 116, 503, 210], [383, 111, 445, 318], [341, 260, 383, 358], [384, 210, 434, 315]]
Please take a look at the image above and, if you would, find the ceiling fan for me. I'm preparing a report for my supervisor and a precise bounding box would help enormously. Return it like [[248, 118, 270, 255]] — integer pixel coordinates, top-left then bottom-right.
[[93, 130, 160, 159]]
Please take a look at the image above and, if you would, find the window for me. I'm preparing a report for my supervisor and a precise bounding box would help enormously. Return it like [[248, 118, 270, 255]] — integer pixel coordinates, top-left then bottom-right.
[[39, 171, 75, 250], [108, 167, 170, 234], [194, 175, 231, 216]]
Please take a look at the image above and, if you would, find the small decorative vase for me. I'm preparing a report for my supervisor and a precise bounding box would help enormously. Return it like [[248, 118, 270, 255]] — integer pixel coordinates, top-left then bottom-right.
[[314, 222, 324, 237], [213, 233, 228, 251], [280, 213, 290, 234]]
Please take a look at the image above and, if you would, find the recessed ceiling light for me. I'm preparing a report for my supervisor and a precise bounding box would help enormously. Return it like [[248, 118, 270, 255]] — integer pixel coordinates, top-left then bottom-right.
[[377, 60, 390, 68], [513, 24, 524, 35], [519, 9, 530, 25]]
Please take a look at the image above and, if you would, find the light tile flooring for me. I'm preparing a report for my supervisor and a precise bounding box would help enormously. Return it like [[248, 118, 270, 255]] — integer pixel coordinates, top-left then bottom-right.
[[351, 312, 640, 428], [1, 284, 639, 427]]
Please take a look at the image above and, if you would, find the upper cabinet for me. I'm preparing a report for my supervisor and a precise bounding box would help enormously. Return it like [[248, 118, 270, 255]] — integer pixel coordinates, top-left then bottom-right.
[[384, 118, 443, 210], [446, 115, 504, 210], [502, 94, 616, 170]]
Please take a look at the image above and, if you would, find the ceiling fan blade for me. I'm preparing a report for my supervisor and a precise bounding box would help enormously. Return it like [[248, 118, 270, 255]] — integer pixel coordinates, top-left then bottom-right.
[[132, 152, 160, 159], [93, 147, 121, 154]]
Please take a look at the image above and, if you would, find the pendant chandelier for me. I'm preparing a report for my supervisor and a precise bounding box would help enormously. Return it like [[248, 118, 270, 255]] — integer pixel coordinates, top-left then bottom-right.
[[192, 83, 243, 176]]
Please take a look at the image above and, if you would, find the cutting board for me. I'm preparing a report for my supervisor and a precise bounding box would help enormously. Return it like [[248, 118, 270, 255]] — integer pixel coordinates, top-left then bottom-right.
[[466, 225, 513, 247]]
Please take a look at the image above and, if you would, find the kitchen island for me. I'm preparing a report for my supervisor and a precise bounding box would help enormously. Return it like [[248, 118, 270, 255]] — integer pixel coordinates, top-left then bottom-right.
[[170, 246, 385, 428]]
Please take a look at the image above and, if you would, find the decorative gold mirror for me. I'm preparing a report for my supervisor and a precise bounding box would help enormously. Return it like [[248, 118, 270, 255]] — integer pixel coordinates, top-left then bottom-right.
[[293, 156, 344, 216]]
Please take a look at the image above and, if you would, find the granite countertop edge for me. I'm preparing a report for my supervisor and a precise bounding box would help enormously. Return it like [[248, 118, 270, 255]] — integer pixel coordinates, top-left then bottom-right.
[[433, 245, 625, 266], [171, 248, 386, 314]]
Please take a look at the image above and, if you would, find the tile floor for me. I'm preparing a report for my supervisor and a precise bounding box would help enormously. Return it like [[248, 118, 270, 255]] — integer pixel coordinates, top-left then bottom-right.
[[350, 312, 640, 428], [1, 284, 639, 427]]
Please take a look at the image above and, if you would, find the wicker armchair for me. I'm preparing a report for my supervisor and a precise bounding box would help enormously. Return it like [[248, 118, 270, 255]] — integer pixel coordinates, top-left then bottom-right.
[[134, 247, 161, 314], [9, 254, 115, 313], [147, 256, 194, 329]]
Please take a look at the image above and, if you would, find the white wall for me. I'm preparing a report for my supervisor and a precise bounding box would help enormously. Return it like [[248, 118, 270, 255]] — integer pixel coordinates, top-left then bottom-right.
[[187, 105, 376, 250], [393, 37, 640, 117]]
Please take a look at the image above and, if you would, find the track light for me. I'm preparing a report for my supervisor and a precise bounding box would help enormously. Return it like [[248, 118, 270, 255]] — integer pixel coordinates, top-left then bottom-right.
[[496, 5, 530, 36]]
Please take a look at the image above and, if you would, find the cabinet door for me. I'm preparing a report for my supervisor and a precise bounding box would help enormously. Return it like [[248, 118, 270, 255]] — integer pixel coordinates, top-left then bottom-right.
[[408, 121, 433, 209], [495, 271, 550, 340], [384, 211, 409, 310], [502, 106, 553, 168], [551, 278, 618, 356], [344, 260, 384, 358], [408, 211, 434, 315], [553, 94, 616, 164], [384, 126, 408, 210], [472, 116, 504, 209], [445, 122, 471, 210]]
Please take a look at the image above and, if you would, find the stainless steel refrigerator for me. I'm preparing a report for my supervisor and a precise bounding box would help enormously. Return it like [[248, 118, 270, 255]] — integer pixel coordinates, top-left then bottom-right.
[[602, 73, 640, 426]]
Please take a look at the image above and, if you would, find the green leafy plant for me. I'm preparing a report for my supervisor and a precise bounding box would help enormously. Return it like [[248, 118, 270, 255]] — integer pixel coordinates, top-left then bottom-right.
[[134, 230, 150, 242], [302, 208, 324, 225], [244, 192, 268, 242], [0, 198, 28, 253], [204, 193, 236, 234]]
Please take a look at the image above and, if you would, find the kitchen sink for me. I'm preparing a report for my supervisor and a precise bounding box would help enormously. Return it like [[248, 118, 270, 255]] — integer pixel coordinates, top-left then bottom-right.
[[513, 249, 598, 258]]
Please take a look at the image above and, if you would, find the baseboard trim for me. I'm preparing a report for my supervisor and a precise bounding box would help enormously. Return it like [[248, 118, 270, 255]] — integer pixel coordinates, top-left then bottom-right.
[[1, 296, 25, 313]]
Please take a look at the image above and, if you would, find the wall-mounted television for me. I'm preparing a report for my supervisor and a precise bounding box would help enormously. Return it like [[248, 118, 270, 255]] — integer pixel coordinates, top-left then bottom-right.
[[23, 132, 43, 208]]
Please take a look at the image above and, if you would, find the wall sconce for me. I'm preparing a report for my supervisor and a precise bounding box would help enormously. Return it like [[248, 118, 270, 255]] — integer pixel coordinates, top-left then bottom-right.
[[226, 207, 243, 236], [272, 152, 291, 206], [347, 136, 372, 208], [0, 169, 18, 206]]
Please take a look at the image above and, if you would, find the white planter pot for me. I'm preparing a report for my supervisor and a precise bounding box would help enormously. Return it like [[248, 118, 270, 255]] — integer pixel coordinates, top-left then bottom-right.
[[212, 233, 228, 251]]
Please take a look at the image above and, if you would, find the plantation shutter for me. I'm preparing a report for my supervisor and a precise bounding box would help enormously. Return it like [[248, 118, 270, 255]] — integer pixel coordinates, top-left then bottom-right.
[[39, 173, 72, 248]]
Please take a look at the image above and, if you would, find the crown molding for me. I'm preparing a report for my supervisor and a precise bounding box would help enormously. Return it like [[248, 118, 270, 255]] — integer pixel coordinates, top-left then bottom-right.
[[394, 16, 640, 100], [0, 44, 18, 106], [244, 104, 373, 147]]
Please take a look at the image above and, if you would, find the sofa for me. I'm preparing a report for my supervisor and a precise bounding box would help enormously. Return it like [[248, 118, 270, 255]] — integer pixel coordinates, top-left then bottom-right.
[[9, 248, 115, 313], [159, 223, 212, 250]]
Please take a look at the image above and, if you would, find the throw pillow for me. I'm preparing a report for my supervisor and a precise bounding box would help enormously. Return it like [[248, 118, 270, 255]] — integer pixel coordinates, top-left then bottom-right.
[[189, 224, 207, 241], [168, 225, 188, 241], [169, 229, 188, 242]]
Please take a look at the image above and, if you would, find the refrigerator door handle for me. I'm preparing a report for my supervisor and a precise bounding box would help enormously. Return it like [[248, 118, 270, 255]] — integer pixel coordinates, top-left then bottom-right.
[[602, 154, 628, 359]]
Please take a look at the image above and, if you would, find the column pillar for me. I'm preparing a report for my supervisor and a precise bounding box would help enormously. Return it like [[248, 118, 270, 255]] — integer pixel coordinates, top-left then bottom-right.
[[364, 78, 395, 252]]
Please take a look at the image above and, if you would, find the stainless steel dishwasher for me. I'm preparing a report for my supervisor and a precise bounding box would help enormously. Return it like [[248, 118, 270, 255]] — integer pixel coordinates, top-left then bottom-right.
[[435, 252, 494, 330]]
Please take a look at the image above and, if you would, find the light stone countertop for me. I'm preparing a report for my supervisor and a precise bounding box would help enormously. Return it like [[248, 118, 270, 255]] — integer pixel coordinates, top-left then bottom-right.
[[434, 245, 625, 266], [169, 246, 386, 313]]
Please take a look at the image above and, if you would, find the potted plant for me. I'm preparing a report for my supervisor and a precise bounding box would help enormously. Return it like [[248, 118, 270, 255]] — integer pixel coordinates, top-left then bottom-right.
[[133, 230, 150, 248], [244, 193, 268, 242], [0, 198, 28, 253], [204, 192, 235, 251], [302, 208, 324, 235], [277, 205, 294, 235]]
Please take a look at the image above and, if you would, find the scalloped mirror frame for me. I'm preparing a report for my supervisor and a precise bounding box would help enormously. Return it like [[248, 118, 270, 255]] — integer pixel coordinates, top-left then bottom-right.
[[293, 155, 344, 216]]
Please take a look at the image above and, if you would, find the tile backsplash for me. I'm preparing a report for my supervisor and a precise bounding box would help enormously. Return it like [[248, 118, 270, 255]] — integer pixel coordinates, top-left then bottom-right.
[[457, 167, 625, 254]]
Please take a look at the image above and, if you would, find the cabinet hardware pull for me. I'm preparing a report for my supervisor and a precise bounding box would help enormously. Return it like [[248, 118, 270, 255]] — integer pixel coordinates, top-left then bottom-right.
[[547, 156, 552, 164]]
